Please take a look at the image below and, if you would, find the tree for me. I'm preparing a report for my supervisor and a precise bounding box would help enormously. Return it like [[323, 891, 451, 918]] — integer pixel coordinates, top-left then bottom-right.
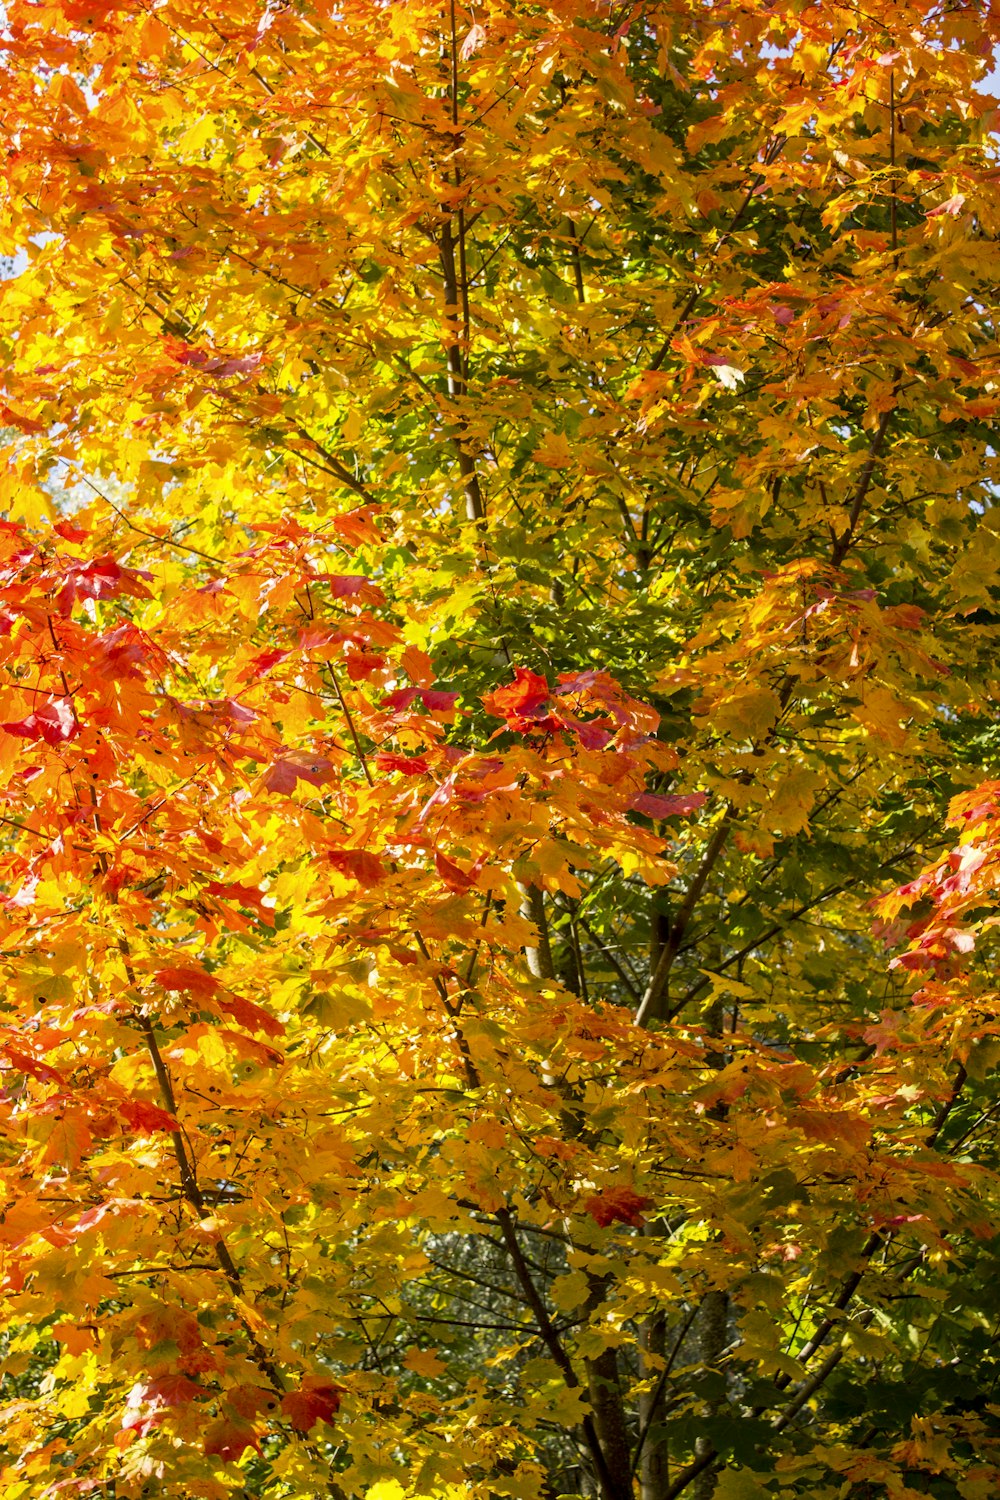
[[0, 0, 998, 1496]]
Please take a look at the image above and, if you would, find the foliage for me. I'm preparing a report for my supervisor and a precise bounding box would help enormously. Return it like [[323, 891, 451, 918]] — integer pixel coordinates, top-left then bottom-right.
[[0, 1, 998, 1498]]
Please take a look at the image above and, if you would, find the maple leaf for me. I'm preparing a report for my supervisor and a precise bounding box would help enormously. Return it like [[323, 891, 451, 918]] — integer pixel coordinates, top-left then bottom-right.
[[263, 754, 335, 793], [122, 1374, 203, 1434], [243, 648, 290, 678], [56, 555, 152, 612], [460, 22, 486, 59], [217, 992, 284, 1039], [218, 1029, 283, 1070], [136, 1306, 203, 1355], [327, 574, 374, 598], [118, 1098, 177, 1134], [2, 699, 78, 745], [328, 848, 386, 884], [630, 791, 706, 819], [483, 668, 562, 733], [583, 1187, 655, 1228], [2, 1048, 65, 1084], [927, 194, 966, 218], [404, 1346, 447, 1376], [204, 879, 275, 927], [375, 753, 429, 775], [484, 667, 549, 719], [227, 1384, 281, 1419], [382, 687, 459, 714], [280, 1379, 343, 1432], [435, 849, 477, 891], [52, 1321, 98, 1355], [154, 965, 221, 999], [96, 624, 156, 678], [173, 342, 263, 378], [53, 520, 89, 543], [563, 716, 613, 750], [202, 1416, 262, 1462]]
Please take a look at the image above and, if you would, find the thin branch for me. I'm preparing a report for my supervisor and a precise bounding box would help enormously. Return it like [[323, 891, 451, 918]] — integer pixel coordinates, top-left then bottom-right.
[[324, 664, 374, 786], [55, 463, 223, 566], [578, 915, 641, 1000], [830, 407, 894, 566], [635, 810, 735, 1026]]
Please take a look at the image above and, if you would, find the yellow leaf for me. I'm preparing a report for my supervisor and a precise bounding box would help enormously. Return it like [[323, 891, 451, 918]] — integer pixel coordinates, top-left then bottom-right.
[[851, 686, 909, 748], [177, 114, 218, 154], [707, 686, 782, 742], [766, 766, 823, 835], [550, 1271, 591, 1312], [404, 1347, 446, 1377]]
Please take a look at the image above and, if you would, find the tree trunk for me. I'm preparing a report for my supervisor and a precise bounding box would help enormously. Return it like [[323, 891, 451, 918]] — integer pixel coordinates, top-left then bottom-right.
[[693, 995, 730, 1500], [522, 883, 633, 1500], [587, 1345, 634, 1500], [519, 881, 555, 982], [692, 1290, 729, 1500], [639, 1309, 670, 1500]]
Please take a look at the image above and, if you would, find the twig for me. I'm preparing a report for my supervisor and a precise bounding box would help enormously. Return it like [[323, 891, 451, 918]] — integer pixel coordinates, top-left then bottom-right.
[[324, 664, 374, 786]]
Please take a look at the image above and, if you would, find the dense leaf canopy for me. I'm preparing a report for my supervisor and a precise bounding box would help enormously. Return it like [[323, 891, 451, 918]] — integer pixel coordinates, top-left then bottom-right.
[[0, 1, 999, 1498]]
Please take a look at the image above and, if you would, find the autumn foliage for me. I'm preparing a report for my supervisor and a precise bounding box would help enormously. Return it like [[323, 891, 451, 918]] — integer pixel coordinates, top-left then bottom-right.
[[0, 0, 999, 1498]]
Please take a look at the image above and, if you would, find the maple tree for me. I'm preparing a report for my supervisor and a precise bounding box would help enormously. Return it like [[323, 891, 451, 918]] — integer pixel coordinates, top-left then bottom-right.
[[0, 0, 999, 1497]]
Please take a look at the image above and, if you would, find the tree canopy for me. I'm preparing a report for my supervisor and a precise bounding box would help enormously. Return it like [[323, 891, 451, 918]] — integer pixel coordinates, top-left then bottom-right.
[[0, 1, 999, 1497]]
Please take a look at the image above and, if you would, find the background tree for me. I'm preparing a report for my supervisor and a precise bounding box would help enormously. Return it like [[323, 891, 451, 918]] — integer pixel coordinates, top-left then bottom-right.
[[0, 1, 998, 1498]]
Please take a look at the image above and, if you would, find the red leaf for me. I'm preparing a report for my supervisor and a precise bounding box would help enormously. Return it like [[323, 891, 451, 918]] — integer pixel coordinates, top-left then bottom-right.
[[122, 1370, 204, 1435], [0, 402, 46, 433], [203, 1416, 262, 1462], [2, 1048, 65, 1084], [176, 345, 263, 378], [630, 792, 706, 819], [345, 649, 386, 681], [97, 624, 153, 678], [2, 699, 78, 745], [118, 1099, 177, 1134], [222, 697, 257, 724], [483, 667, 550, 724], [136, 1305, 203, 1354], [382, 687, 458, 714], [54, 520, 90, 542], [583, 1186, 654, 1228], [375, 753, 429, 776], [244, 648, 290, 679], [154, 965, 221, 999], [218, 1030, 283, 1066], [382, 687, 419, 711], [264, 755, 335, 793], [57, 556, 151, 612], [435, 850, 475, 892], [280, 1379, 343, 1432], [328, 849, 386, 885], [122, 1373, 202, 1431], [564, 716, 612, 750], [327, 575, 370, 598], [217, 993, 284, 1039], [204, 880, 275, 926], [147, 1373, 203, 1403], [228, 1384, 281, 1419], [419, 688, 458, 713]]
